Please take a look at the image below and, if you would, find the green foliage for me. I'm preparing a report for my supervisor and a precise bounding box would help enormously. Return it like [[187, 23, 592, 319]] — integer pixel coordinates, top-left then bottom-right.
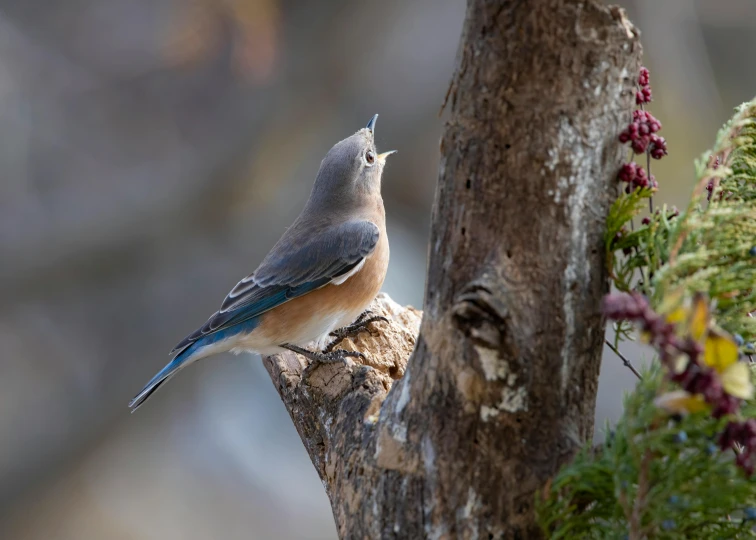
[[605, 188, 651, 290], [605, 187, 675, 296], [538, 98, 756, 538], [655, 100, 756, 342], [538, 365, 756, 539]]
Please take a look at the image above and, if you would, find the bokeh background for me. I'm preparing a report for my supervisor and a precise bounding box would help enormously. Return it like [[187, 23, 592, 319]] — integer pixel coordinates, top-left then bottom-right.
[[1, 1, 755, 538]]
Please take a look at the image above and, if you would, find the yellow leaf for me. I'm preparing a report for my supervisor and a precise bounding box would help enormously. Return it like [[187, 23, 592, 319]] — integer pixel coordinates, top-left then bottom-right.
[[688, 293, 710, 342], [658, 288, 686, 318], [703, 329, 740, 372], [665, 307, 687, 326], [654, 391, 709, 415], [721, 362, 755, 400]]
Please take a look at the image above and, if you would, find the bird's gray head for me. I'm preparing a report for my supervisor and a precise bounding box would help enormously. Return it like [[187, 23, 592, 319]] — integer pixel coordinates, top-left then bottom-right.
[[306, 114, 396, 210]]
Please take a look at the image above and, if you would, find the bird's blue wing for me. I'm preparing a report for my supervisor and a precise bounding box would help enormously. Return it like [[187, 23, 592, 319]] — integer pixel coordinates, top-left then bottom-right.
[[170, 219, 379, 355]]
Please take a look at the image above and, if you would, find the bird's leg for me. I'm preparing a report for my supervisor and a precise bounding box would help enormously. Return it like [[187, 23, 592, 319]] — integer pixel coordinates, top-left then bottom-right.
[[325, 310, 389, 353], [281, 343, 365, 382]]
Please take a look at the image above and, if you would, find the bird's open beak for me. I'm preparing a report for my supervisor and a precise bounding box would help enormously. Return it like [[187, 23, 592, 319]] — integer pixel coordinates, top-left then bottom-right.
[[366, 115, 395, 161], [377, 150, 397, 162], [366, 114, 379, 133]]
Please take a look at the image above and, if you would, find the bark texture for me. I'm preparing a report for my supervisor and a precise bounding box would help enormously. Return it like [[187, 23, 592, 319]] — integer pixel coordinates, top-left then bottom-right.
[[264, 1, 641, 537]]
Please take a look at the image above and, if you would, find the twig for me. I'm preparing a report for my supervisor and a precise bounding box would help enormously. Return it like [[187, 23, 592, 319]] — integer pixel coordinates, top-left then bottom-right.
[[639, 102, 654, 215], [647, 150, 654, 214], [605, 339, 642, 380]]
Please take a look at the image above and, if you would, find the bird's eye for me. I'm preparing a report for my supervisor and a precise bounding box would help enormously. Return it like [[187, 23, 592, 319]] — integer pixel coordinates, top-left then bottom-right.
[[365, 150, 375, 165]]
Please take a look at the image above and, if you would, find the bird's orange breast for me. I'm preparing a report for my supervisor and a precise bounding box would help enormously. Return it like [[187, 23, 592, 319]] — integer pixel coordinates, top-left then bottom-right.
[[254, 231, 389, 347]]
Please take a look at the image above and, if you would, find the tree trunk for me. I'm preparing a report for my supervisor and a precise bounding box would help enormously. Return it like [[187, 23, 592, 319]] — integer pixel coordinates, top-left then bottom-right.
[[263, 1, 641, 538]]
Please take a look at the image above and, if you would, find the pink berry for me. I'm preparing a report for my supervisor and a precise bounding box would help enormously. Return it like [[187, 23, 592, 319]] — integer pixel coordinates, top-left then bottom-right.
[[618, 162, 636, 183], [639, 67, 650, 87], [632, 136, 649, 154], [650, 135, 668, 159]]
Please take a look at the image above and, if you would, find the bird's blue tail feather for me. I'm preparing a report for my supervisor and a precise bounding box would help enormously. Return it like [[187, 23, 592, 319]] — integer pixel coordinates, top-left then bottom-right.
[[128, 316, 262, 412], [128, 344, 198, 412]]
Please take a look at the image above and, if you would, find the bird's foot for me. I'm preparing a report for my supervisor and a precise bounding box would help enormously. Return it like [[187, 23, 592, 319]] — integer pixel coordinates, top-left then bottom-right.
[[324, 311, 388, 353], [281, 343, 365, 382]]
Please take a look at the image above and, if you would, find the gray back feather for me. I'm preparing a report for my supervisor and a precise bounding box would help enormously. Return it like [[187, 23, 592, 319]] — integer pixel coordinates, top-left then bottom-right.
[[221, 219, 379, 312]]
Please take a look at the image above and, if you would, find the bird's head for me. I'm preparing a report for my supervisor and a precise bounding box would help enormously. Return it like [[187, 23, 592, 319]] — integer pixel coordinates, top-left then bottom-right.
[[308, 114, 396, 209]]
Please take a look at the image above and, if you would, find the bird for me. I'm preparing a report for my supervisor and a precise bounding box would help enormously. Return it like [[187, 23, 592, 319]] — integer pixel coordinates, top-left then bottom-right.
[[129, 114, 395, 412]]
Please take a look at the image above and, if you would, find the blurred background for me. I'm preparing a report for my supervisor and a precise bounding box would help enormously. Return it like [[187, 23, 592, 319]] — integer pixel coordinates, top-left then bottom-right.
[[1, 0, 755, 538]]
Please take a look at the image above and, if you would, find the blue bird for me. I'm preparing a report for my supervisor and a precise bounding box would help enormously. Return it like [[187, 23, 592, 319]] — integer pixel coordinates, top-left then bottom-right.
[[129, 115, 395, 411]]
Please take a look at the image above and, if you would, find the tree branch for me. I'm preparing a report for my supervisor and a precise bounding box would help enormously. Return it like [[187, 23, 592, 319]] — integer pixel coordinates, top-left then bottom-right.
[[265, 1, 641, 537], [605, 339, 643, 380], [263, 293, 421, 482]]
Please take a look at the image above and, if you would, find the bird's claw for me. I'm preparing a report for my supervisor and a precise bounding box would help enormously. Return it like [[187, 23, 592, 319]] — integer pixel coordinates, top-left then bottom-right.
[[301, 349, 366, 382], [280, 343, 365, 383], [325, 311, 389, 352]]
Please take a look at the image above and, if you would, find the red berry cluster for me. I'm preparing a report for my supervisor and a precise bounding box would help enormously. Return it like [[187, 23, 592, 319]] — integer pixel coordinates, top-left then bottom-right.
[[619, 110, 666, 156], [603, 292, 752, 474], [617, 67, 668, 193], [649, 134, 668, 159], [619, 162, 657, 193], [636, 67, 652, 104], [719, 419, 756, 475]]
